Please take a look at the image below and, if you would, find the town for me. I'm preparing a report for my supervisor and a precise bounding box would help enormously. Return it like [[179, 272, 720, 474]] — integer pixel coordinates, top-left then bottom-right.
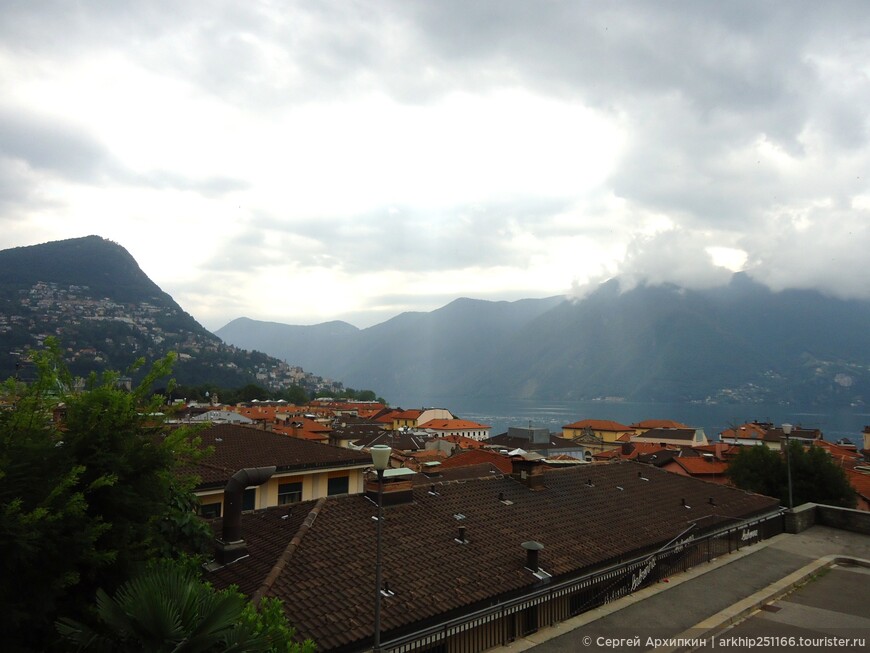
[[168, 397, 870, 516], [164, 397, 869, 652]]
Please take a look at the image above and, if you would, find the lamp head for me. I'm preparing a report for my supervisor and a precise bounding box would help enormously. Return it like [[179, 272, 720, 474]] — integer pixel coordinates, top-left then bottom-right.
[[782, 423, 793, 436], [371, 444, 392, 471]]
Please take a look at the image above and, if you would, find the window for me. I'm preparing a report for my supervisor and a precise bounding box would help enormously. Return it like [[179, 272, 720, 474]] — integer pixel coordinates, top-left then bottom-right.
[[199, 502, 221, 519], [327, 475, 349, 496], [242, 488, 256, 511], [278, 481, 303, 505]]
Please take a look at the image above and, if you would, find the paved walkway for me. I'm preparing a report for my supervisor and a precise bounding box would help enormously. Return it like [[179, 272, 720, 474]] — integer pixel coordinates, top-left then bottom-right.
[[501, 525, 870, 653]]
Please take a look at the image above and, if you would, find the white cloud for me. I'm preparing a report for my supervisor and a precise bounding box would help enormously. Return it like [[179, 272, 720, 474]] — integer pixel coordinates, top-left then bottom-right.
[[1, 1, 869, 330]]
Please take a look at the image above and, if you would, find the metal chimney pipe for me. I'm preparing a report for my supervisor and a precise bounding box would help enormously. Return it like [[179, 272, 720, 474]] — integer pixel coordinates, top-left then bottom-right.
[[222, 466, 277, 543], [522, 540, 544, 572]]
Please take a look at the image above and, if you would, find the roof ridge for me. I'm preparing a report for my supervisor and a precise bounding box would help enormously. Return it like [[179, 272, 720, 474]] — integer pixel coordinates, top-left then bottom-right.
[[251, 497, 328, 606]]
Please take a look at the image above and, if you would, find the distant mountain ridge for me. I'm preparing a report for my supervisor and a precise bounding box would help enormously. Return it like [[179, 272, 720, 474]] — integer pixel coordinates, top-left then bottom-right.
[[0, 236, 335, 391], [216, 276, 870, 407]]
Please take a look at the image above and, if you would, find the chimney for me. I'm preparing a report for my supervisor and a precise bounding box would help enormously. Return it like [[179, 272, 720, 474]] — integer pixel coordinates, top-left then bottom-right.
[[511, 458, 545, 490], [522, 540, 544, 572], [215, 466, 276, 565], [364, 470, 415, 506]]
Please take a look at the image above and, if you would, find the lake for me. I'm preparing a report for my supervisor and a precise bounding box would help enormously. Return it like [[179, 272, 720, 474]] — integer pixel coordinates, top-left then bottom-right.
[[390, 395, 870, 445]]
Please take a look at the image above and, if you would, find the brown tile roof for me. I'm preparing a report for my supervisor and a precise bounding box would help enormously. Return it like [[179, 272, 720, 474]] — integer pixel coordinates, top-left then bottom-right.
[[629, 419, 692, 429], [563, 419, 632, 431], [206, 461, 780, 651], [485, 433, 586, 453], [184, 423, 371, 489], [351, 430, 429, 451], [633, 428, 699, 443]]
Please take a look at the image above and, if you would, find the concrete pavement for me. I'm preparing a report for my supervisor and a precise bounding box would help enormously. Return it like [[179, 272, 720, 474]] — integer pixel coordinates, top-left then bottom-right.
[[499, 525, 870, 653]]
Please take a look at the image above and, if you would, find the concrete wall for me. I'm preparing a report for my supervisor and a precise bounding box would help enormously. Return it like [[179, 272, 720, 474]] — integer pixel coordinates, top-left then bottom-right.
[[816, 504, 870, 535], [785, 502, 870, 535]]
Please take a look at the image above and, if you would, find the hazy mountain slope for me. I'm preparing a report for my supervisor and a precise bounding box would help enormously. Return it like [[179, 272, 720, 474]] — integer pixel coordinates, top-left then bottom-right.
[[216, 276, 870, 406], [217, 296, 566, 397], [475, 276, 870, 404], [215, 317, 360, 376]]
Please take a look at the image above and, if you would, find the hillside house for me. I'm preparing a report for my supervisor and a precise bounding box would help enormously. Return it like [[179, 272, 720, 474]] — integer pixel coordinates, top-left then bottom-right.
[[185, 423, 372, 518]]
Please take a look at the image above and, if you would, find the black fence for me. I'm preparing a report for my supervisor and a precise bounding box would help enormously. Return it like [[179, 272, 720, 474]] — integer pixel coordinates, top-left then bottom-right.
[[380, 510, 785, 653]]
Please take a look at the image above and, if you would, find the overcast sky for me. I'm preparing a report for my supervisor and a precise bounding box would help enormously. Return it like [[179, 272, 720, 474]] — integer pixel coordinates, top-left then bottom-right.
[[2, 2, 869, 330]]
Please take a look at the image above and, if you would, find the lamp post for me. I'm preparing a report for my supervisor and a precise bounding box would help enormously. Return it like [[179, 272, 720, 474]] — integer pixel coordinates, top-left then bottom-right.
[[370, 444, 391, 653], [782, 423, 793, 510]]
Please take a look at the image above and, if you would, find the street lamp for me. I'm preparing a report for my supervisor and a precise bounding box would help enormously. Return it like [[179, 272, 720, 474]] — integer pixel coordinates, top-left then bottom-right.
[[371, 444, 391, 652], [782, 423, 793, 510]]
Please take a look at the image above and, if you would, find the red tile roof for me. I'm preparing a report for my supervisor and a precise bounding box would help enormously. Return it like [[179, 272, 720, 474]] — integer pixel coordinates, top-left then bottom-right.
[[845, 469, 870, 502], [812, 440, 863, 468], [669, 457, 729, 476], [438, 449, 514, 474], [439, 434, 486, 449], [392, 409, 423, 420]]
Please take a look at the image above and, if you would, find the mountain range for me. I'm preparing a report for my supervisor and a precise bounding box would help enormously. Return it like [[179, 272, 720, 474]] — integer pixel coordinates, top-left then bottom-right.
[[217, 275, 870, 407], [0, 236, 334, 392], [3, 236, 868, 408]]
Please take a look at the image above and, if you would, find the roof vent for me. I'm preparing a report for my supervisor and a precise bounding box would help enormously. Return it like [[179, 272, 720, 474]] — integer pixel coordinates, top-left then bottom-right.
[[586, 479, 594, 487], [682, 498, 691, 509], [708, 497, 716, 506], [521, 540, 544, 571], [428, 484, 439, 496], [380, 581, 395, 597], [455, 525, 468, 544], [638, 472, 649, 481], [213, 466, 276, 567], [521, 541, 551, 581], [616, 485, 624, 491]]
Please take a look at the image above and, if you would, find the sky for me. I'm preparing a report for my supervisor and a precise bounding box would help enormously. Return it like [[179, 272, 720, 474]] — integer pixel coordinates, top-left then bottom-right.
[[1, 2, 869, 331]]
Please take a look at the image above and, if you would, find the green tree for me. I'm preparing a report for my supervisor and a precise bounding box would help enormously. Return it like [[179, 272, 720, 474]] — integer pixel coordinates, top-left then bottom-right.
[[727, 441, 856, 508], [0, 339, 212, 650], [56, 562, 311, 652], [274, 385, 311, 406]]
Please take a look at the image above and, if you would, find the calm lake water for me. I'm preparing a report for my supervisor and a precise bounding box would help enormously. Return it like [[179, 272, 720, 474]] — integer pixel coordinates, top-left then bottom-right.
[[390, 395, 870, 444]]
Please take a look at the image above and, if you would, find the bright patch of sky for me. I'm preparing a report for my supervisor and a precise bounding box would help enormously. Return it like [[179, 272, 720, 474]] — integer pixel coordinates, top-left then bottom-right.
[[1, 1, 869, 330]]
